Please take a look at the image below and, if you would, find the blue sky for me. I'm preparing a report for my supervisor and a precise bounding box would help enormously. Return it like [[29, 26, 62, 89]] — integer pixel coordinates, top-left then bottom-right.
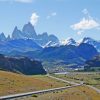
[[0, 0, 100, 41]]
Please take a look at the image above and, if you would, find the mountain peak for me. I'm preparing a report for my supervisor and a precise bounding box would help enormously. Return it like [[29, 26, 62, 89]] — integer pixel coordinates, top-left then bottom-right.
[[0, 32, 6, 41], [79, 37, 97, 45], [83, 37, 95, 42], [12, 26, 23, 39], [80, 37, 100, 52], [61, 38, 77, 46], [0, 32, 5, 35], [22, 22, 37, 39], [67, 37, 76, 42], [13, 26, 20, 33], [28, 22, 33, 26], [14, 26, 18, 30], [7, 35, 11, 41]]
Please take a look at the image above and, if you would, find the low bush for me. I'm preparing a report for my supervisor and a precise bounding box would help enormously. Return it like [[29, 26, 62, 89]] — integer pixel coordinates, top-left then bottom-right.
[[32, 94, 38, 97]]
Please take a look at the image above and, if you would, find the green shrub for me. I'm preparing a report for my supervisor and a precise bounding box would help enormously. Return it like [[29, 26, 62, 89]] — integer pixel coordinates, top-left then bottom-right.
[[32, 94, 38, 97]]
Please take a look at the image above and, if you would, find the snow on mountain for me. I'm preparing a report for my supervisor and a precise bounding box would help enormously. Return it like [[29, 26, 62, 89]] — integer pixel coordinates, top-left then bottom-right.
[[43, 41, 60, 48], [44, 38, 78, 48], [79, 37, 100, 52], [1, 22, 100, 52], [60, 38, 77, 46]]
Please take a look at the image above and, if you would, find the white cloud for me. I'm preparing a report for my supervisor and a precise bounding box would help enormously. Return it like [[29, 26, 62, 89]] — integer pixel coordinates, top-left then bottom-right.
[[71, 18, 99, 30], [30, 12, 39, 26], [0, 0, 33, 3], [47, 12, 57, 19], [71, 9, 100, 35]]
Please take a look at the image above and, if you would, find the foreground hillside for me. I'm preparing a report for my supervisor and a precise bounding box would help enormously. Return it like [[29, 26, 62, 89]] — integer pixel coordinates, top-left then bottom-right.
[[17, 86, 100, 100], [17, 72, 100, 100], [0, 71, 67, 96], [0, 54, 46, 75]]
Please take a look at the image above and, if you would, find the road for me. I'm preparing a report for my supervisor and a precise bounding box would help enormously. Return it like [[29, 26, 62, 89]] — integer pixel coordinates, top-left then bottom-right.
[[87, 85, 100, 93], [47, 74, 100, 93], [0, 74, 82, 100], [47, 74, 83, 85]]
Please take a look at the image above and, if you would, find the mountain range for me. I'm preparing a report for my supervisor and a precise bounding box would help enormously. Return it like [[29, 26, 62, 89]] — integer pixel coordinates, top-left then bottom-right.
[[59, 38, 100, 53], [0, 22, 100, 71], [20, 43, 98, 69], [0, 22, 100, 52]]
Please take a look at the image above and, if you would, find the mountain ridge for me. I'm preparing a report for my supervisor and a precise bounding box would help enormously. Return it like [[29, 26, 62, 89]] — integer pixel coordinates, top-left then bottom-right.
[[0, 54, 46, 75]]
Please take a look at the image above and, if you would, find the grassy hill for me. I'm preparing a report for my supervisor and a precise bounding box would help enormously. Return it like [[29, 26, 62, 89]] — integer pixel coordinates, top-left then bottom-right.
[[0, 71, 68, 96]]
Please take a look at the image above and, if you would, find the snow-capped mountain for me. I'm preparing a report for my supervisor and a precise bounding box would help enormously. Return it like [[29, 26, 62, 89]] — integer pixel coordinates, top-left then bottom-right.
[[43, 41, 60, 48], [1, 22, 100, 53], [79, 37, 100, 52], [44, 38, 78, 48], [60, 38, 77, 46]]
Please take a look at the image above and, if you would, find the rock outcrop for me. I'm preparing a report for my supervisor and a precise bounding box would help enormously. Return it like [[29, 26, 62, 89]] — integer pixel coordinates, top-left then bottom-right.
[[0, 54, 46, 75]]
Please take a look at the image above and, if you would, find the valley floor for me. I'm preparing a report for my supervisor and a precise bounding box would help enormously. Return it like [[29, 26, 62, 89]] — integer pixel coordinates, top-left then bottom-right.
[[53, 72, 100, 89]]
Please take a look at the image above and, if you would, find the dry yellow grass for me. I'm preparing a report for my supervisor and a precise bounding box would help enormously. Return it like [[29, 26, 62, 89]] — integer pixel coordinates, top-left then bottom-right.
[[0, 71, 67, 96], [78, 85, 100, 100], [20, 85, 100, 100]]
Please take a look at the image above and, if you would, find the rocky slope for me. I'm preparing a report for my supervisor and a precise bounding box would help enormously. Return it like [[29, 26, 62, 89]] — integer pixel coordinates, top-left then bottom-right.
[[0, 54, 46, 75]]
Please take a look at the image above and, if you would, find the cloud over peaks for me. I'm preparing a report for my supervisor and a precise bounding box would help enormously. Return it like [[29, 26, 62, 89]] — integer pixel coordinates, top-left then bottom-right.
[[71, 9, 100, 35], [71, 17, 99, 30], [30, 12, 39, 26]]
